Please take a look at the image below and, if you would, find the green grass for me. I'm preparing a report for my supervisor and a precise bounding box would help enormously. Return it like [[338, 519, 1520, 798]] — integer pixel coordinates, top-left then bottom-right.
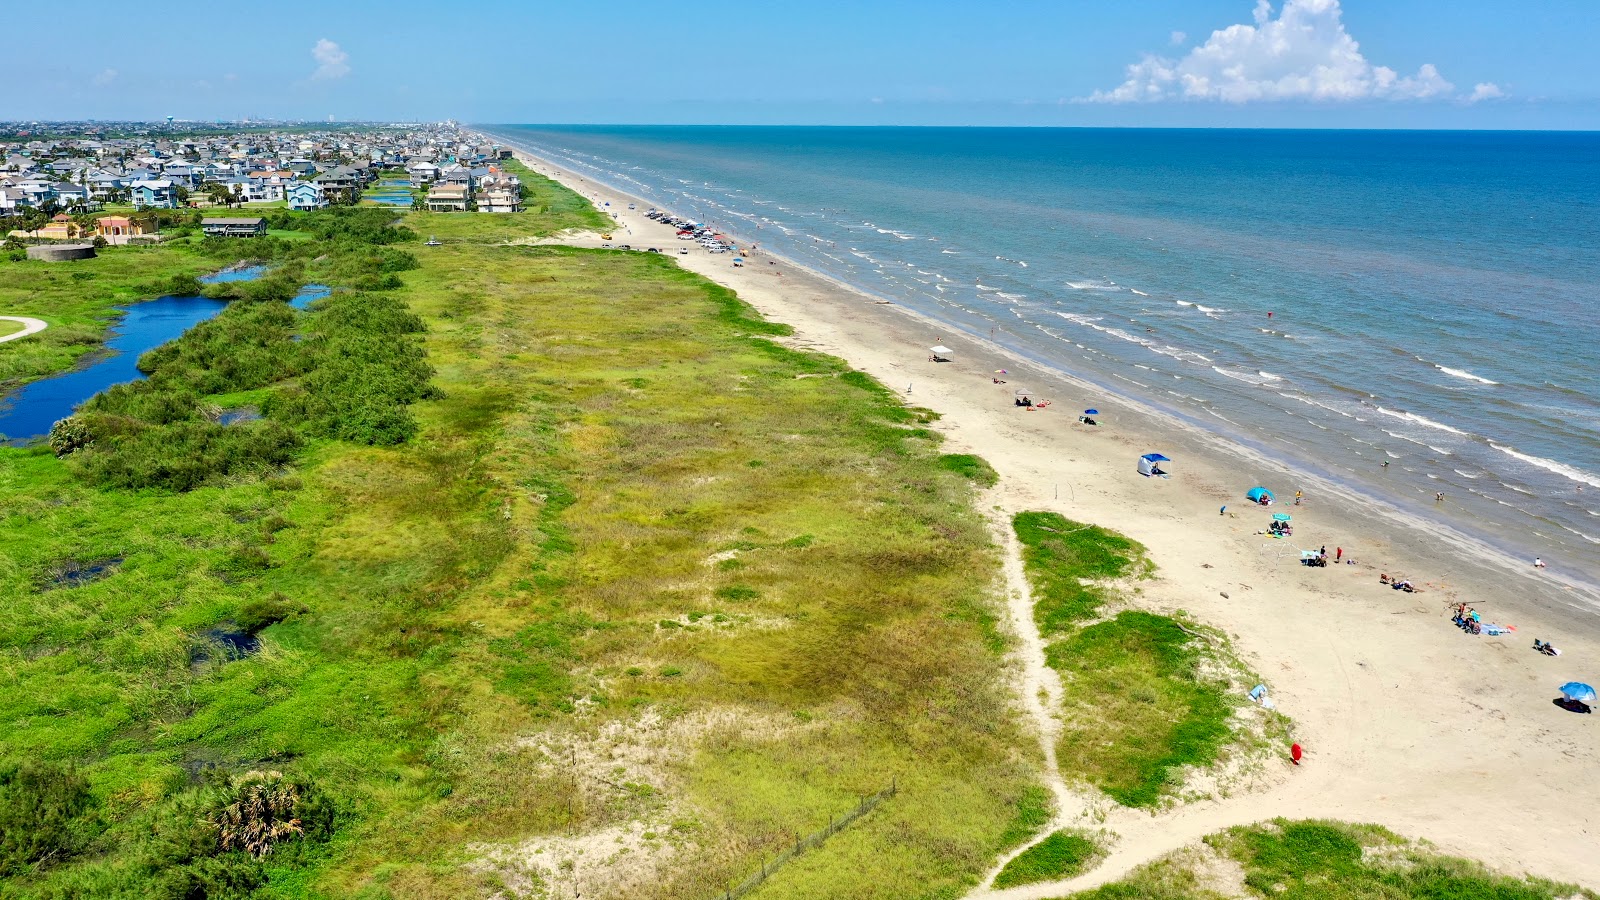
[[994, 830, 1102, 889], [1011, 513, 1242, 808], [937, 453, 999, 488], [1048, 612, 1234, 808], [1067, 820, 1599, 900], [1, 196, 1038, 898], [1012, 512, 1147, 634]]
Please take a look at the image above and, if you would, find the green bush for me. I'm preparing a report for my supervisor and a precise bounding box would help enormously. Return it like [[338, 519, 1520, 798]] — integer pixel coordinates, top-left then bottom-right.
[[66, 419, 302, 491], [0, 760, 98, 876], [265, 292, 434, 445]]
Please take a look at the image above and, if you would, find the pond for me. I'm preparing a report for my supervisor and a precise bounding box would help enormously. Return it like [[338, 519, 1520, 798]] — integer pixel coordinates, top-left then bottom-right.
[[365, 180, 415, 208], [0, 266, 299, 445]]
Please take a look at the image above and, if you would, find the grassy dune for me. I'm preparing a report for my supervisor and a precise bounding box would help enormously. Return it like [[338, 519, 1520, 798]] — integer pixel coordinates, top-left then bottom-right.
[[1012, 512, 1258, 808], [0, 187, 1039, 898], [1064, 820, 1598, 900]]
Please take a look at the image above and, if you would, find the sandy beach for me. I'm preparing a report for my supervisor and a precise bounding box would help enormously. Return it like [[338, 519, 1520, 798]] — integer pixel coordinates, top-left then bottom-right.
[[500, 142, 1600, 893]]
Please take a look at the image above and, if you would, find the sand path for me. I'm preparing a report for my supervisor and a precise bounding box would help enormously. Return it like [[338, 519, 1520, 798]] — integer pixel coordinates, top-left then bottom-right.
[[0, 316, 47, 343], [502, 146, 1600, 893]]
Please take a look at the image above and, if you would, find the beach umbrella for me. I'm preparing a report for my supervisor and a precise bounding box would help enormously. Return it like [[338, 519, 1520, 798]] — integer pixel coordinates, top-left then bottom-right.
[[1273, 513, 1292, 522], [930, 345, 953, 356], [1246, 487, 1275, 502], [1084, 409, 1099, 416], [1559, 682, 1597, 703], [995, 369, 1008, 374], [733, 258, 745, 262]]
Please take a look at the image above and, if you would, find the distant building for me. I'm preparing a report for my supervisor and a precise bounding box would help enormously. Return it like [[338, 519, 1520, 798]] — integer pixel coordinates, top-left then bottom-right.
[[201, 217, 267, 237], [95, 215, 148, 239], [8, 213, 86, 241], [474, 169, 522, 213], [129, 179, 179, 209], [285, 181, 327, 211], [425, 183, 470, 212]]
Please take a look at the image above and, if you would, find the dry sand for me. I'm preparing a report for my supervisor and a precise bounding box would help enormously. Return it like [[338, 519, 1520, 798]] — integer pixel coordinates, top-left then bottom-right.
[[498, 145, 1600, 893]]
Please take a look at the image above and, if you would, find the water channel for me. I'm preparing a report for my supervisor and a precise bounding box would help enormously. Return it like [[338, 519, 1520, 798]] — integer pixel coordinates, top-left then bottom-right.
[[0, 268, 327, 444]]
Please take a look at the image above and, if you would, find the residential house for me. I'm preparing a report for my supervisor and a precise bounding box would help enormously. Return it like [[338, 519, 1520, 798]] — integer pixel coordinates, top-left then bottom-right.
[[129, 179, 179, 209], [424, 183, 470, 212], [474, 169, 522, 213], [312, 165, 361, 203], [406, 161, 439, 185], [201, 217, 267, 238], [285, 181, 327, 211], [95, 215, 148, 239]]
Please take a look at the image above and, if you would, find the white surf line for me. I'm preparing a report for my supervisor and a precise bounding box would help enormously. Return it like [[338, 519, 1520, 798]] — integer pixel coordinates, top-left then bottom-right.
[[969, 503, 1103, 893], [0, 316, 47, 344]]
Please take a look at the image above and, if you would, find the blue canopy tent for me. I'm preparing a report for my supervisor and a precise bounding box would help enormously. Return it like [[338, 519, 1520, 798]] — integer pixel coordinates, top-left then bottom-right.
[[1138, 453, 1170, 477], [1247, 486, 1275, 504]]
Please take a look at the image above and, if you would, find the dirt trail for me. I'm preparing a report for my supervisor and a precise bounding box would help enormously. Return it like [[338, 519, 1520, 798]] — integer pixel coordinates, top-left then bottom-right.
[[974, 504, 1105, 888]]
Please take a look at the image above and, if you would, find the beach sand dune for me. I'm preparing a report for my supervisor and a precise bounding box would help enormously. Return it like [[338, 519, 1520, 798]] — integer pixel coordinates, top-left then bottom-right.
[[506, 146, 1600, 892]]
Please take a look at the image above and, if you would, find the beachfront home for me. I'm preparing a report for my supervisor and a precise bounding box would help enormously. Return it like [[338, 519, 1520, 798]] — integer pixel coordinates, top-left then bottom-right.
[[285, 181, 327, 211], [201, 217, 267, 238], [474, 169, 522, 213], [425, 183, 470, 212], [129, 179, 179, 209]]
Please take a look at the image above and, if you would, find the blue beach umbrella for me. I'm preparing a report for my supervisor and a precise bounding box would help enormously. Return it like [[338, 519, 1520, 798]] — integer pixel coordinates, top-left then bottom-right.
[[1273, 513, 1292, 522], [1559, 682, 1596, 703], [1084, 409, 1099, 416]]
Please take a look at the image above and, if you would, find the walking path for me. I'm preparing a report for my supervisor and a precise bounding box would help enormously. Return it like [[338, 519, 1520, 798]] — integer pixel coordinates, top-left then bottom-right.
[[0, 316, 48, 343]]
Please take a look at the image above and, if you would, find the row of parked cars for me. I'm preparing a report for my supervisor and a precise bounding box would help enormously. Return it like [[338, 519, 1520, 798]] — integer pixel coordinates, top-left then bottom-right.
[[646, 210, 740, 254]]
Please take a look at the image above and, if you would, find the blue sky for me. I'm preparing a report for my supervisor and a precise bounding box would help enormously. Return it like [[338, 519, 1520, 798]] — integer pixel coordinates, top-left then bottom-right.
[[9, 0, 1600, 128]]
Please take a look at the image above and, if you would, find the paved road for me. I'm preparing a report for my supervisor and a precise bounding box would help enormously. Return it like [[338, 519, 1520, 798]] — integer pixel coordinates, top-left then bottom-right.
[[0, 316, 48, 343]]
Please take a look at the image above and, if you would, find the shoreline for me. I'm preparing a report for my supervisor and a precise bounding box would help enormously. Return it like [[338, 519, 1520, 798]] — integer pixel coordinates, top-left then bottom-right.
[[488, 133, 1600, 890]]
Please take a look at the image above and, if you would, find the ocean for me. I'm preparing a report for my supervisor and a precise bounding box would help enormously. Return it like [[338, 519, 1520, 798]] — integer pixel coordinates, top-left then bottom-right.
[[484, 125, 1600, 590]]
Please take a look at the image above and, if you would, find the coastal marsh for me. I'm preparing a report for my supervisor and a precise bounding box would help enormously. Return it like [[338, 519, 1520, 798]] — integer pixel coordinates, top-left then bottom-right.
[[0, 192, 1039, 899]]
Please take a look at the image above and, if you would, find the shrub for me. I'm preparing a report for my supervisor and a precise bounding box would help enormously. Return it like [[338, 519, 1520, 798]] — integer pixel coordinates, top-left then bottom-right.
[[0, 760, 98, 876], [67, 419, 302, 492], [209, 770, 319, 858], [166, 274, 204, 297], [48, 416, 94, 456]]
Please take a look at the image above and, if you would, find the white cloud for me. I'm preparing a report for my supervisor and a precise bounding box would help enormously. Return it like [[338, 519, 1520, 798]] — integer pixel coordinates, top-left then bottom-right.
[[1084, 0, 1456, 104], [310, 38, 350, 80], [91, 68, 118, 87], [1170, 31, 1187, 46], [1467, 82, 1505, 103]]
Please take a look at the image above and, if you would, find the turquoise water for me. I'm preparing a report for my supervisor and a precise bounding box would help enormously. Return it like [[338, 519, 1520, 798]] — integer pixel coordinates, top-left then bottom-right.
[[488, 125, 1600, 589]]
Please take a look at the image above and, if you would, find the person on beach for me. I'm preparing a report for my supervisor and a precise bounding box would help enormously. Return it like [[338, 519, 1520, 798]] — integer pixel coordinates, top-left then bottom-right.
[[1381, 460, 1389, 469], [1436, 492, 1445, 503], [1534, 557, 1546, 568], [1335, 547, 1343, 561], [1295, 490, 1303, 505], [1220, 505, 1227, 517]]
